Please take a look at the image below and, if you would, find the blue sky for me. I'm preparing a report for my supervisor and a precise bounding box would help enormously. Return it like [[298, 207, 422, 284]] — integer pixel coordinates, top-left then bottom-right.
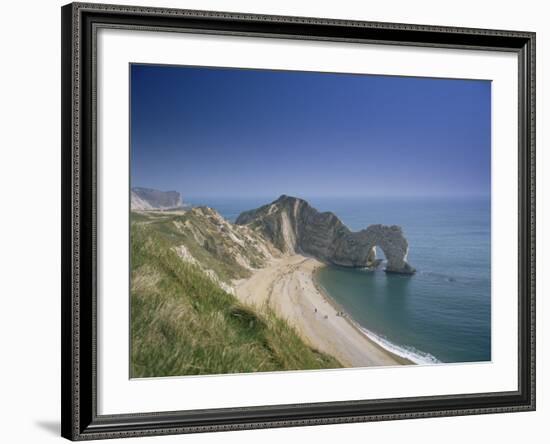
[[131, 64, 491, 199]]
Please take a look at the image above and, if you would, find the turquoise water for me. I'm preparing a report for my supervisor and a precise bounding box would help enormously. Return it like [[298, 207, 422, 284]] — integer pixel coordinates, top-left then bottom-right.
[[188, 196, 491, 364]]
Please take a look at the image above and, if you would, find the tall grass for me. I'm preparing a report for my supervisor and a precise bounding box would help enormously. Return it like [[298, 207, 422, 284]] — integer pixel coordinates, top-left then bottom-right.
[[130, 223, 341, 377]]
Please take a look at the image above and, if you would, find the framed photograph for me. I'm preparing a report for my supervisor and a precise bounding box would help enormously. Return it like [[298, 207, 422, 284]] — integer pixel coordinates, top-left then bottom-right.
[[61, 2, 536, 440]]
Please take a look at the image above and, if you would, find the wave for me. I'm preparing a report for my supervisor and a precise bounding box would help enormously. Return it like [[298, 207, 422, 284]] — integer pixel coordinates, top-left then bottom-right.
[[356, 325, 442, 365], [315, 273, 442, 365]]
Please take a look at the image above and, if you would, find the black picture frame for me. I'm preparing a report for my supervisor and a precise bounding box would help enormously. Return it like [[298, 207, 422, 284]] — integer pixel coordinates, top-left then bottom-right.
[[61, 2, 536, 440]]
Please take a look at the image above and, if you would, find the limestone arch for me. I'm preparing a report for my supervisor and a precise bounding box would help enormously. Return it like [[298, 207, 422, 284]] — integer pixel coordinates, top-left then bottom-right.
[[360, 225, 415, 274]]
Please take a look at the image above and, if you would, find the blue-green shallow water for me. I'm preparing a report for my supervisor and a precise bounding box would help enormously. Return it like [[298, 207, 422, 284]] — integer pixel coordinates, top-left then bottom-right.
[[188, 196, 491, 364]]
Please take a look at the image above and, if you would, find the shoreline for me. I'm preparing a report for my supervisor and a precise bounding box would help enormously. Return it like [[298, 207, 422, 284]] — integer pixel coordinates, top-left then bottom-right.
[[311, 266, 413, 366], [234, 254, 412, 368]]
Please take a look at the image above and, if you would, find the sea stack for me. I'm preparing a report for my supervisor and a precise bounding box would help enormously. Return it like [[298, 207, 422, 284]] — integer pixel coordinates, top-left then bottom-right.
[[236, 195, 415, 274]]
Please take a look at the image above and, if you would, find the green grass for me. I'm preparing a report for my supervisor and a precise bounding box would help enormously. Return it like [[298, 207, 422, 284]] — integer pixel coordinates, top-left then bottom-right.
[[131, 210, 261, 283], [130, 222, 342, 378]]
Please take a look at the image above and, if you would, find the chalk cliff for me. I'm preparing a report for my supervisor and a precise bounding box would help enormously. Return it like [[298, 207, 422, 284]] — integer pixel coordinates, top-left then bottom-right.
[[131, 187, 183, 210], [236, 195, 415, 274]]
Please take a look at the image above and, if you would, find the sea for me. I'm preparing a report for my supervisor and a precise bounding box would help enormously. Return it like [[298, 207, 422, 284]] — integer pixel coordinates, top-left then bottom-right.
[[186, 196, 491, 365]]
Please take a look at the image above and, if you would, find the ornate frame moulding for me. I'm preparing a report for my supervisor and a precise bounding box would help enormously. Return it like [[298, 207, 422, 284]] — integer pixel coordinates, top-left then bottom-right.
[[61, 2, 535, 440]]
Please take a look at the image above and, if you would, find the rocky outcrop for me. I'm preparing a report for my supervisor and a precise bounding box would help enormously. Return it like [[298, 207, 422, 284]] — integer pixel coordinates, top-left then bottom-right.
[[131, 187, 183, 210], [236, 195, 415, 274]]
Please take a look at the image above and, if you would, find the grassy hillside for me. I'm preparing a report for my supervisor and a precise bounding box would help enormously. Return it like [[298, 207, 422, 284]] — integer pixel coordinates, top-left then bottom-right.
[[131, 208, 277, 285], [130, 216, 341, 377]]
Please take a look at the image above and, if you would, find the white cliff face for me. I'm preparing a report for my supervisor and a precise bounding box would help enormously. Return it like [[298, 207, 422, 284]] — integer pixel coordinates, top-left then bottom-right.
[[185, 206, 281, 271], [236, 195, 415, 274], [130, 191, 154, 210], [131, 187, 183, 210]]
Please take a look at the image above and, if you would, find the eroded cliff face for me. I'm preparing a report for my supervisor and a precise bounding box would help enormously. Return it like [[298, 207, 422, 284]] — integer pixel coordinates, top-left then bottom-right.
[[236, 195, 415, 274], [131, 187, 183, 210]]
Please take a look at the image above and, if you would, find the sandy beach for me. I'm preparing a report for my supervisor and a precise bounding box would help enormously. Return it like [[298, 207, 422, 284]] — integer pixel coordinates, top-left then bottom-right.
[[234, 254, 409, 367]]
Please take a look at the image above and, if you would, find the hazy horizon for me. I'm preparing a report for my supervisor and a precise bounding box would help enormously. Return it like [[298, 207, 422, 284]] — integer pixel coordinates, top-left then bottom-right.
[[131, 64, 491, 199], [131, 189, 490, 201]]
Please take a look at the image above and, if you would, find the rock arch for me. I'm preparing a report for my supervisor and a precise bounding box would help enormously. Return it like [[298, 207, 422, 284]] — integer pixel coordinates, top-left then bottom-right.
[[363, 225, 414, 274], [236, 195, 416, 274], [329, 224, 415, 274]]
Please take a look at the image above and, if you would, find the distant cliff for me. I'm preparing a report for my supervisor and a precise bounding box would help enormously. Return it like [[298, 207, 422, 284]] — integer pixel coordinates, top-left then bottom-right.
[[131, 187, 183, 210], [236, 195, 415, 274]]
